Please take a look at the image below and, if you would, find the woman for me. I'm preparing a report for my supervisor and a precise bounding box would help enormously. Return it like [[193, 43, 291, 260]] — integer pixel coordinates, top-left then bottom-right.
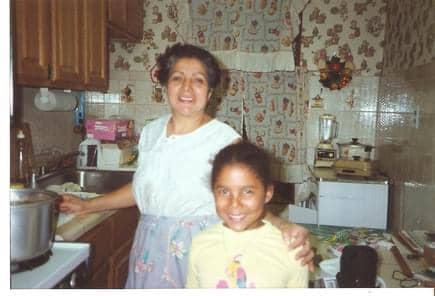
[[60, 43, 314, 288]]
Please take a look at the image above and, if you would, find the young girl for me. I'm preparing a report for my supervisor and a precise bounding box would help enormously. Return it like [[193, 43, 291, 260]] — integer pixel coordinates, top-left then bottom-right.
[[186, 141, 309, 288]]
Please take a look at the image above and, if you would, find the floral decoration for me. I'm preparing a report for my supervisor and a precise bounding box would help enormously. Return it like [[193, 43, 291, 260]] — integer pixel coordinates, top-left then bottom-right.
[[316, 49, 354, 90]]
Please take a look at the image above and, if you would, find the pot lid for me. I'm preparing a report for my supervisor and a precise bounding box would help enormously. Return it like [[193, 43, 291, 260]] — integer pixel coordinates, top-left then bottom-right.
[[337, 138, 374, 148]]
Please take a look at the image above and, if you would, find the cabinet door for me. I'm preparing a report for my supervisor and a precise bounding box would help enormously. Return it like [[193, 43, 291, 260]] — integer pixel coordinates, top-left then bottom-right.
[[88, 261, 111, 289], [109, 238, 134, 288], [50, 0, 84, 89], [13, 0, 51, 87], [125, 0, 144, 41], [107, 0, 143, 41], [79, 216, 113, 279], [83, 0, 108, 91], [107, 0, 128, 32], [112, 207, 139, 251]]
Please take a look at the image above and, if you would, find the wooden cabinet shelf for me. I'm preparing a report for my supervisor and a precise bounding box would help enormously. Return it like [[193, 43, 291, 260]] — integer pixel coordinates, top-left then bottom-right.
[[12, 0, 144, 92], [77, 207, 139, 288], [12, 0, 108, 91], [107, 0, 144, 42]]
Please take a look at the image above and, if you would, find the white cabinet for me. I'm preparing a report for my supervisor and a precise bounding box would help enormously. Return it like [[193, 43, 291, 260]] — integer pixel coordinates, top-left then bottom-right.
[[317, 180, 389, 229]]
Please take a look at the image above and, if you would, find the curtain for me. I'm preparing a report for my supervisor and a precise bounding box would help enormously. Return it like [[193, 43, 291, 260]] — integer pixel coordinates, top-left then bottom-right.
[[177, 0, 310, 182], [177, 0, 309, 72], [209, 68, 308, 183]]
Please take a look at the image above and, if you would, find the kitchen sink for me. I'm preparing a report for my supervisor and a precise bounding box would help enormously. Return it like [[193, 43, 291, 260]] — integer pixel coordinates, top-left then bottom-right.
[[37, 168, 134, 194]]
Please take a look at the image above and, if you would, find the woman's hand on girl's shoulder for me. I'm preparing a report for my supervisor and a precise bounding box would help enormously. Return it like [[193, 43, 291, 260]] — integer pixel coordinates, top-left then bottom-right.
[[279, 222, 315, 272]]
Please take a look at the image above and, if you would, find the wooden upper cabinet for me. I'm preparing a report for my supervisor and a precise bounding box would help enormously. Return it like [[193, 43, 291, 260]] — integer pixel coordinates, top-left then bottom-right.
[[12, 0, 108, 91], [83, 0, 108, 91], [50, 0, 84, 89], [107, 0, 143, 42], [13, 0, 51, 87]]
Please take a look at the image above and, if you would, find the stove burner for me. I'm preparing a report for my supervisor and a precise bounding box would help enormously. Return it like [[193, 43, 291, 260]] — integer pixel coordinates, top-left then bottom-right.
[[11, 250, 52, 273]]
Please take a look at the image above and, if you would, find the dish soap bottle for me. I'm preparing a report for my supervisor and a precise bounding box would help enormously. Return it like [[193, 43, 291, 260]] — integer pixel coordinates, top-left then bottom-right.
[[13, 129, 30, 187]]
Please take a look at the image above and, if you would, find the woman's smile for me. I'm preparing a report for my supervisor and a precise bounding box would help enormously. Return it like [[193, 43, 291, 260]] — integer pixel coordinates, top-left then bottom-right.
[[167, 58, 212, 117]]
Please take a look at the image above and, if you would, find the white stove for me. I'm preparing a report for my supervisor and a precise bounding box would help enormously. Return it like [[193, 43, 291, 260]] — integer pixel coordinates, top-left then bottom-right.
[[11, 242, 90, 289]]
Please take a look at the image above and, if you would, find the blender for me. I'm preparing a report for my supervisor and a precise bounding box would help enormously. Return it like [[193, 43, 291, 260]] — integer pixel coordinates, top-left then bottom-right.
[[314, 114, 338, 167]]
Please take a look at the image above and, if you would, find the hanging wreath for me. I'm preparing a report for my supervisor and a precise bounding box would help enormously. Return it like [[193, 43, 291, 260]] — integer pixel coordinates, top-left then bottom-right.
[[317, 53, 354, 91]]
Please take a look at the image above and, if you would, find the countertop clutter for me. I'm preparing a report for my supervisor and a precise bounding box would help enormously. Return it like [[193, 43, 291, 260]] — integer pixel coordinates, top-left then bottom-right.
[[309, 225, 435, 288], [11, 165, 139, 289]]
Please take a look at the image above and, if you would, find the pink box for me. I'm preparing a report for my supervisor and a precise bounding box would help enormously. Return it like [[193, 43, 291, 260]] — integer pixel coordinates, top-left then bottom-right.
[[85, 119, 130, 141]]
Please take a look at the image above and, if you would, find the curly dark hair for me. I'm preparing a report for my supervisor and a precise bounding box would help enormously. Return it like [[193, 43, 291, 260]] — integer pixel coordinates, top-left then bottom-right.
[[155, 43, 222, 89], [211, 141, 272, 189]]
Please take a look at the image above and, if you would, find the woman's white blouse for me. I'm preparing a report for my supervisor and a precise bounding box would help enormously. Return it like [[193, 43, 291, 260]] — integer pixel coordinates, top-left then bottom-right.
[[132, 114, 240, 217]]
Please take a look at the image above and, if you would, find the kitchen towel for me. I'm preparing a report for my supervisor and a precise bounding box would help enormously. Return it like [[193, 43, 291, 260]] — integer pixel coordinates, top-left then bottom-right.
[[34, 88, 78, 111]]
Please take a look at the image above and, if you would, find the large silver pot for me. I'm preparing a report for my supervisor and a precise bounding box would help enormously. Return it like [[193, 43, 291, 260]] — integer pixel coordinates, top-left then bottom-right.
[[337, 138, 374, 161], [10, 189, 59, 263]]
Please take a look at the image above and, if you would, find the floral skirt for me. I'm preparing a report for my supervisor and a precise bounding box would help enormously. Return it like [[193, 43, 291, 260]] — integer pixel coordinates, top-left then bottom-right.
[[125, 214, 220, 289]]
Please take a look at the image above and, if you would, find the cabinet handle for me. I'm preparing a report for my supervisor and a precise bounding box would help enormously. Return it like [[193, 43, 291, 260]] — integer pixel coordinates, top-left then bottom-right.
[[48, 64, 52, 80]]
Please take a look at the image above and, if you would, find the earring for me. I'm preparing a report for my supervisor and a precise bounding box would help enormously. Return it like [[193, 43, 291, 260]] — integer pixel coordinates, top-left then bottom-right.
[[152, 83, 164, 103]]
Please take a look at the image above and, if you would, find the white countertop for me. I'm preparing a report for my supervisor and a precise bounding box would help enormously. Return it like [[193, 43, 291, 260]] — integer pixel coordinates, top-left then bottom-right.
[[11, 242, 90, 289]]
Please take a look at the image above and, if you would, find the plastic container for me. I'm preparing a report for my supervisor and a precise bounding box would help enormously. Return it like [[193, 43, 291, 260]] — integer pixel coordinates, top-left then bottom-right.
[[12, 130, 30, 186]]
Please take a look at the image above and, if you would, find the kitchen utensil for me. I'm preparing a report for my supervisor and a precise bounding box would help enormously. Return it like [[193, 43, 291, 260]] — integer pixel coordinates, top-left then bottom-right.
[[10, 189, 60, 263], [390, 245, 413, 277], [318, 114, 338, 144], [397, 230, 424, 255], [11, 123, 35, 185], [315, 114, 338, 168], [337, 138, 373, 161]]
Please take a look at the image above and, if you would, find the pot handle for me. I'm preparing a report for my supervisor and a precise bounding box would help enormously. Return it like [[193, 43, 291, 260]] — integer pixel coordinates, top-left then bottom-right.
[[53, 193, 62, 216], [364, 145, 374, 152]]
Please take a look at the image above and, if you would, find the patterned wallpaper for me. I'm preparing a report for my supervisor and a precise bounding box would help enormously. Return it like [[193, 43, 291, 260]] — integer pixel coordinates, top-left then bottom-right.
[[301, 0, 387, 76], [382, 0, 435, 73], [109, 0, 181, 72], [90, 0, 434, 184], [176, 0, 309, 72], [109, 0, 395, 75]]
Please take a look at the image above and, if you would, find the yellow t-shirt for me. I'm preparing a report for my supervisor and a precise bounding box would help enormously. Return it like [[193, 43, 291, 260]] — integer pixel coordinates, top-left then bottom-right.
[[186, 220, 308, 288]]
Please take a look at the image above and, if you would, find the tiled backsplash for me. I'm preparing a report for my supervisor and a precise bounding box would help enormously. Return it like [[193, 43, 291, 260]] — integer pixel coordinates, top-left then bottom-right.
[[306, 74, 379, 165], [85, 70, 169, 135], [19, 87, 82, 162], [376, 62, 435, 232]]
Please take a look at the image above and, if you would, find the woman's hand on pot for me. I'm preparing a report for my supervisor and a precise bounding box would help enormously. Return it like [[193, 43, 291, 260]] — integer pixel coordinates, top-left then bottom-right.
[[280, 223, 315, 272], [59, 194, 89, 215]]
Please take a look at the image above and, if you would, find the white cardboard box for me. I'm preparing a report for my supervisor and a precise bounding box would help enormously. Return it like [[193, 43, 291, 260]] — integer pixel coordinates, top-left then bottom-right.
[[288, 204, 318, 224]]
